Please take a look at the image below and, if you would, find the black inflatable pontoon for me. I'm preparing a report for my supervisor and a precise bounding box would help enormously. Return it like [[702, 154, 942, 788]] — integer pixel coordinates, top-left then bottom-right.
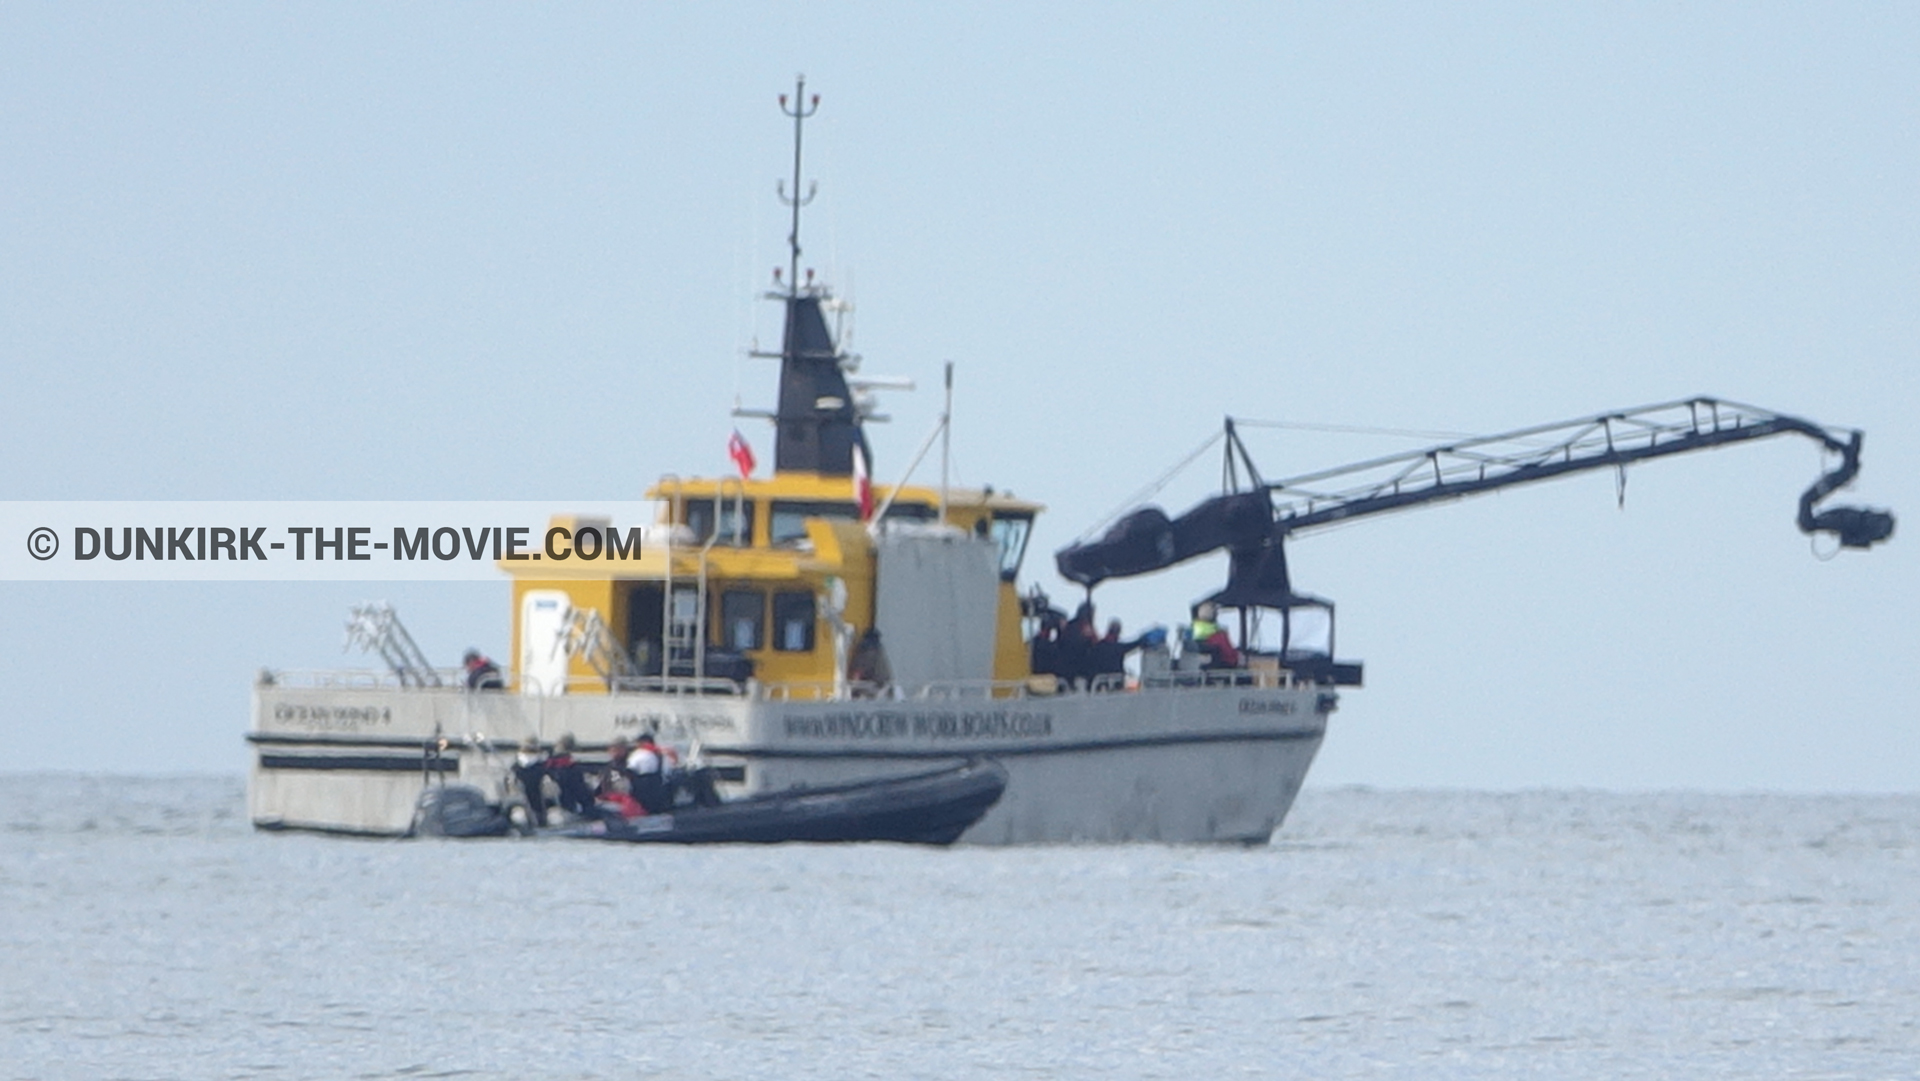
[[554, 760, 1008, 846]]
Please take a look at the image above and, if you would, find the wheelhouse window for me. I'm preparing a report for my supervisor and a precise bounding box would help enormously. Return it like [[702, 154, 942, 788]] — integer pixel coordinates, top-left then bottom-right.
[[720, 589, 764, 651], [772, 591, 816, 652], [770, 500, 848, 545], [685, 499, 755, 547], [882, 503, 937, 523], [989, 513, 1033, 580], [769, 500, 936, 545]]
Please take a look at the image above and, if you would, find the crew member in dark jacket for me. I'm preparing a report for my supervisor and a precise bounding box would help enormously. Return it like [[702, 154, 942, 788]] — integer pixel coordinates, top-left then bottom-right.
[[1029, 616, 1061, 678], [546, 734, 597, 818], [848, 628, 893, 696], [1056, 605, 1098, 689], [626, 732, 672, 814], [511, 736, 549, 825], [463, 649, 505, 691], [1090, 620, 1149, 687]]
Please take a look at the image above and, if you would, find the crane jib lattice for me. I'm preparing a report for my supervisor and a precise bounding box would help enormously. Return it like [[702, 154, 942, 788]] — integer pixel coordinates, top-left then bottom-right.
[[1056, 397, 1894, 590]]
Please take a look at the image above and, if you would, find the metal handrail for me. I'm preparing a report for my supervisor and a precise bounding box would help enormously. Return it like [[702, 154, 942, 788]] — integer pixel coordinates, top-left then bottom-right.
[[1141, 668, 1288, 689], [260, 666, 1290, 697], [607, 675, 750, 697], [909, 679, 1039, 700], [260, 668, 470, 690], [758, 681, 843, 702]]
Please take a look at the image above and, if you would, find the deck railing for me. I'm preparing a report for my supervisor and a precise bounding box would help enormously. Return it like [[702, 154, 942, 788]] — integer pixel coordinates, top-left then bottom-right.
[[259, 665, 1304, 699], [258, 667, 469, 690]]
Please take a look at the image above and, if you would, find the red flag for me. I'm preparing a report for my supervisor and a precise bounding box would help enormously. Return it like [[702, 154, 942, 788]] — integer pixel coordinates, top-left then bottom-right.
[[727, 430, 756, 478], [853, 444, 873, 522]]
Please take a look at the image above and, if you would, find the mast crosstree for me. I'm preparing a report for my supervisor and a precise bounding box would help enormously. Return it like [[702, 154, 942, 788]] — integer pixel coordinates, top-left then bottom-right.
[[777, 75, 818, 298], [738, 77, 872, 478]]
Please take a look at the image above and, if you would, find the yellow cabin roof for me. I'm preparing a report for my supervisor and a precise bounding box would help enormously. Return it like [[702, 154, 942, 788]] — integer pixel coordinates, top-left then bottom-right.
[[493, 470, 1041, 584]]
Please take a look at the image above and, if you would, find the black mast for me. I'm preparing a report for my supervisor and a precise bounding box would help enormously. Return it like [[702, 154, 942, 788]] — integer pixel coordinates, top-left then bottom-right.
[[764, 75, 869, 477]]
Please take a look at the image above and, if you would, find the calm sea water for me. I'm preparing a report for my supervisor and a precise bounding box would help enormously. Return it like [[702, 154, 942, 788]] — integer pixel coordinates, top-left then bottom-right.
[[1, 775, 1914, 1080]]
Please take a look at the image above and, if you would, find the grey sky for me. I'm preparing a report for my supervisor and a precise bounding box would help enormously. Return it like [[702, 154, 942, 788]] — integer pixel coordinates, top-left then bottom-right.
[[2, 4, 1913, 787]]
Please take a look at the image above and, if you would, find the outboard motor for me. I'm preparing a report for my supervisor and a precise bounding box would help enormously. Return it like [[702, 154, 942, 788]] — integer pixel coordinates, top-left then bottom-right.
[[412, 785, 513, 839]]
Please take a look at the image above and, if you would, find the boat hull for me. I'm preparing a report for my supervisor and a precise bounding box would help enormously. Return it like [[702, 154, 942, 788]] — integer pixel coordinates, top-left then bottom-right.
[[247, 680, 1331, 844]]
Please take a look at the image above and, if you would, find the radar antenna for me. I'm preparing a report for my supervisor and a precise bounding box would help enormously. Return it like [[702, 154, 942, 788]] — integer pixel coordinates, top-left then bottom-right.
[[777, 74, 820, 295]]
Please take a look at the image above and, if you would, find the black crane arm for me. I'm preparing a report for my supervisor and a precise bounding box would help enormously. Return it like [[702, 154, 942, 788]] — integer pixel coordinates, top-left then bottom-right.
[[1057, 397, 1894, 590]]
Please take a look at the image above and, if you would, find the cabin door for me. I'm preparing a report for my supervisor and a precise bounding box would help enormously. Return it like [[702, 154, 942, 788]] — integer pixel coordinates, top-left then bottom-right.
[[520, 590, 571, 696], [666, 585, 703, 677], [625, 584, 665, 676]]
